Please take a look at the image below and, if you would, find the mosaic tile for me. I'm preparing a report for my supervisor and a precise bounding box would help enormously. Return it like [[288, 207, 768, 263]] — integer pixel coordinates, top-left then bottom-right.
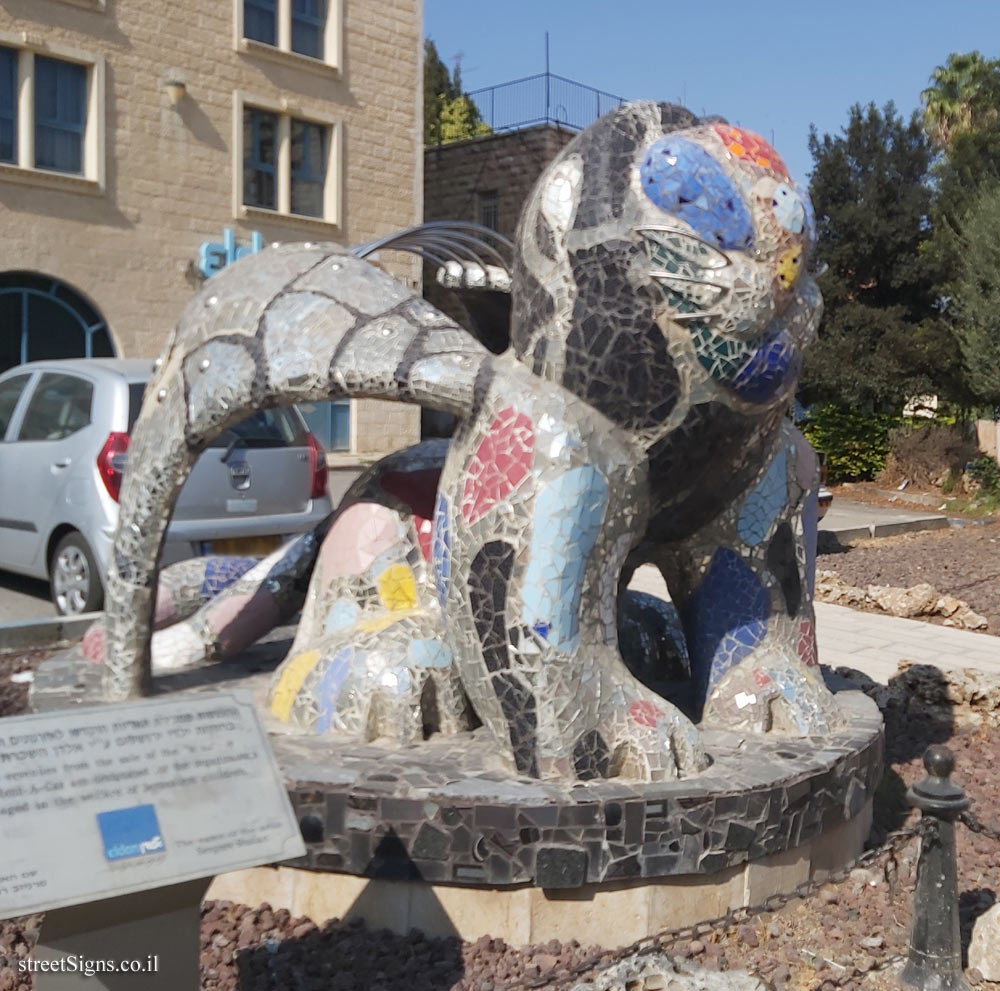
[[684, 549, 769, 693], [92, 100, 841, 788], [738, 450, 787, 546], [640, 136, 755, 251], [461, 408, 534, 524]]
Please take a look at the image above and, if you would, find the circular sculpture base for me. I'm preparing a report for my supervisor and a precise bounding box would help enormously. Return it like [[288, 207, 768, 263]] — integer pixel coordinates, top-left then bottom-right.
[[30, 650, 881, 947], [207, 686, 881, 947], [268, 688, 881, 889]]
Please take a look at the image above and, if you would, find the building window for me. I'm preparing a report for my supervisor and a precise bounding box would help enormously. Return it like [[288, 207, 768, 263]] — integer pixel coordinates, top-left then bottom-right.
[[0, 271, 113, 376], [291, 0, 326, 58], [0, 47, 15, 165], [237, 97, 340, 225], [243, 108, 278, 210], [34, 57, 87, 175], [478, 190, 499, 231], [0, 40, 104, 190], [299, 400, 350, 452], [239, 0, 338, 68], [290, 118, 326, 217], [244, 0, 277, 45]]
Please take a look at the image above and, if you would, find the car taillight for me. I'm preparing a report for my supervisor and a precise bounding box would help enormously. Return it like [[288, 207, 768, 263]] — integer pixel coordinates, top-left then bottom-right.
[[97, 432, 130, 502], [306, 433, 328, 499]]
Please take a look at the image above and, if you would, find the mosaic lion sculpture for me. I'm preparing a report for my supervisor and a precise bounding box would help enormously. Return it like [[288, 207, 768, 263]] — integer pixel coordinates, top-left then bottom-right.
[[92, 101, 838, 783]]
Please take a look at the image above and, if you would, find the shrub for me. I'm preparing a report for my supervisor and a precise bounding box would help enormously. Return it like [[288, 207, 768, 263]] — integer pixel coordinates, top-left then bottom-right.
[[966, 454, 1000, 494], [879, 421, 980, 489], [801, 405, 898, 482]]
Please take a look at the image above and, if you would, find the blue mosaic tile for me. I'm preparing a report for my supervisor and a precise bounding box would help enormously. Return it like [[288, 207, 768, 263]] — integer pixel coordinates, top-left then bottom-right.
[[738, 450, 788, 546], [409, 638, 451, 668], [684, 549, 769, 693], [771, 183, 805, 233], [731, 328, 800, 402], [432, 492, 451, 610], [316, 646, 355, 733], [640, 136, 755, 252], [522, 467, 608, 651], [200, 556, 257, 598], [324, 598, 359, 634]]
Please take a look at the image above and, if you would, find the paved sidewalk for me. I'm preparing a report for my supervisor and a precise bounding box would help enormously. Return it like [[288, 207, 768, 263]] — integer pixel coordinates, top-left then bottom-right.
[[629, 565, 1000, 686], [815, 601, 1000, 683]]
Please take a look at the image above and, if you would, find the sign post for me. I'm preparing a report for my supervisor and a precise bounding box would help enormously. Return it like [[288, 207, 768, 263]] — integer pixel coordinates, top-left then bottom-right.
[[0, 692, 305, 989]]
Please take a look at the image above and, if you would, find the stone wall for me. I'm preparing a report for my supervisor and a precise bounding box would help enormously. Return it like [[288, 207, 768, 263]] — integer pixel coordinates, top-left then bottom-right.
[[977, 420, 999, 461], [423, 123, 575, 345], [424, 123, 575, 241]]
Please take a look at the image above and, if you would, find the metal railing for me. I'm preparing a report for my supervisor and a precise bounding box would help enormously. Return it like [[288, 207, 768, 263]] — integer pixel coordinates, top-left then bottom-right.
[[467, 72, 625, 134]]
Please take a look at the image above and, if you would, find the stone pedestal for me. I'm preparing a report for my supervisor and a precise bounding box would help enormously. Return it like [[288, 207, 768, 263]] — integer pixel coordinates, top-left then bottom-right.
[[31, 645, 883, 948]]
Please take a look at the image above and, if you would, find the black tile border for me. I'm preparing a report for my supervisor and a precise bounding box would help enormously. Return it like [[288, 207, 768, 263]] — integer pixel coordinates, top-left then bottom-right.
[[277, 692, 882, 888], [28, 649, 882, 889]]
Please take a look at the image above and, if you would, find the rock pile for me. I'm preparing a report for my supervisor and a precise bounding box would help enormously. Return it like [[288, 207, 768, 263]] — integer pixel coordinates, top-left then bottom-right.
[[816, 571, 988, 629], [570, 952, 764, 991], [970, 904, 1000, 983], [835, 661, 1000, 731]]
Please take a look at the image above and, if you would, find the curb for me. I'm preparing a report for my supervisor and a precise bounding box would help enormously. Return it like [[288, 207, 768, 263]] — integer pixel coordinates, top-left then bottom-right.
[[0, 612, 100, 654], [822, 515, 951, 543], [873, 487, 947, 509]]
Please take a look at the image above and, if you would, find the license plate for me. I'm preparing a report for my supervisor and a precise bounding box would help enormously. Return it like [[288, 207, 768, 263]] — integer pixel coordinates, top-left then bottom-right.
[[210, 535, 282, 557]]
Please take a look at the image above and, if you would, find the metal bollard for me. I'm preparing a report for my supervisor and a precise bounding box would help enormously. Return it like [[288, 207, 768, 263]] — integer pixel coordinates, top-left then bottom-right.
[[902, 745, 971, 991]]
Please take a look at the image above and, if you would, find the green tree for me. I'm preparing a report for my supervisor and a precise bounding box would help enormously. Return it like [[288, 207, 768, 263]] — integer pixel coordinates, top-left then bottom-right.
[[919, 52, 1000, 410], [949, 183, 1000, 406], [921, 51, 1000, 151], [922, 52, 1000, 231], [424, 39, 491, 145], [802, 102, 946, 410]]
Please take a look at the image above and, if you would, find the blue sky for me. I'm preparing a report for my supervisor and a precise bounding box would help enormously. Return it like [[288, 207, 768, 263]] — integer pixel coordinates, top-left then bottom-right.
[[425, 0, 1000, 187]]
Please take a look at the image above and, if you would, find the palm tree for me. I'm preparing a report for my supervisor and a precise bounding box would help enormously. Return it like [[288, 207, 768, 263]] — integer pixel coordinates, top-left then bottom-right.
[[922, 51, 1000, 150]]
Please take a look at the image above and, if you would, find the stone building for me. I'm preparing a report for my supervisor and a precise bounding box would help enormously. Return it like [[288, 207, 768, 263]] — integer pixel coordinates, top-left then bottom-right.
[[0, 0, 422, 457], [423, 123, 575, 351]]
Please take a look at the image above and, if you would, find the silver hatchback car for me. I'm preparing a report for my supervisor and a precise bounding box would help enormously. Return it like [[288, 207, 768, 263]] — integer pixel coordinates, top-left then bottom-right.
[[0, 358, 333, 614]]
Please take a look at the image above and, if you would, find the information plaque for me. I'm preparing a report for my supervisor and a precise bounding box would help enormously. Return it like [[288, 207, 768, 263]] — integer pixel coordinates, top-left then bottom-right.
[[0, 691, 305, 918]]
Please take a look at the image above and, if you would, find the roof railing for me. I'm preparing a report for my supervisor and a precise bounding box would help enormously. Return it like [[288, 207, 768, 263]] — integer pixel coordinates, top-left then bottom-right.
[[465, 71, 625, 135]]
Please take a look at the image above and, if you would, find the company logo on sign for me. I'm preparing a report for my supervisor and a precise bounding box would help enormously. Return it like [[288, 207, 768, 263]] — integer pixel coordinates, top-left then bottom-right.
[[198, 228, 264, 279], [96, 804, 166, 862]]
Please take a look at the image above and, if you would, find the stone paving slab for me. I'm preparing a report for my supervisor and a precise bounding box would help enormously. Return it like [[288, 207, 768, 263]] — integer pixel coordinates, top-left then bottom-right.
[[820, 498, 949, 542]]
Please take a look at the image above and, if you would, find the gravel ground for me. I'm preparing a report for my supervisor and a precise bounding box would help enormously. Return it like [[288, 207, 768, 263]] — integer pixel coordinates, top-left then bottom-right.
[[6, 694, 997, 991], [818, 519, 1000, 633]]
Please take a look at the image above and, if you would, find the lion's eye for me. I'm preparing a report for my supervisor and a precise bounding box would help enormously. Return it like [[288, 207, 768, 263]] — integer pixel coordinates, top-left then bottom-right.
[[769, 183, 806, 234]]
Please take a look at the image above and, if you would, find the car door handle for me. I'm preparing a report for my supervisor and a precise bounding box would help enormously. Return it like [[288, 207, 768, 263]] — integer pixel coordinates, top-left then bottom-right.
[[53, 458, 71, 468]]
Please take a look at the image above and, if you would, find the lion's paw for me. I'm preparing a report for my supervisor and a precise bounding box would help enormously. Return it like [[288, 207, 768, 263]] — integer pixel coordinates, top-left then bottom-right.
[[702, 654, 841, 735], [268, 614, 471, 744], [550, 665, 708, 782]]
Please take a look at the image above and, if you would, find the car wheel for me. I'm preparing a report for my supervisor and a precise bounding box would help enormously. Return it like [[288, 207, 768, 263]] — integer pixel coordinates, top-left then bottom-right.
[[50, 532, 104, 616]]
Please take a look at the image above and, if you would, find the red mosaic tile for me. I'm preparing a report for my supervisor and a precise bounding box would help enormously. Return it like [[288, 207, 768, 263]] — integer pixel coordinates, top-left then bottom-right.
[[461, 408, 534, 524]]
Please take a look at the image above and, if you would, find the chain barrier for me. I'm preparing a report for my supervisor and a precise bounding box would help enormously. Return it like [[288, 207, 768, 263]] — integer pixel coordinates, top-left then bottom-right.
[[959, 808, 1000, 845], [499, 819, 932, 991], [493, 770, 1000, 991]]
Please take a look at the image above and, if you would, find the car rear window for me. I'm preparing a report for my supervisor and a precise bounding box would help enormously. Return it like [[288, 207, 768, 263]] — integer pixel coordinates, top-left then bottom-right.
[[209, 407, 308, 448], [128, 383, 307, 447]]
